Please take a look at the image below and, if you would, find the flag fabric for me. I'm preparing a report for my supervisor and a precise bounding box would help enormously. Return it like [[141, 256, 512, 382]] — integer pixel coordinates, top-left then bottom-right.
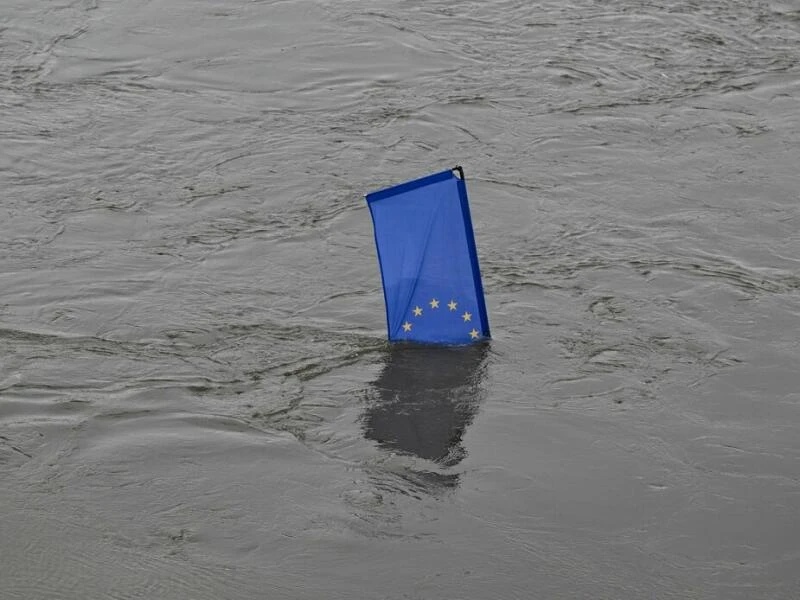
[[366, 167, 490, 345]]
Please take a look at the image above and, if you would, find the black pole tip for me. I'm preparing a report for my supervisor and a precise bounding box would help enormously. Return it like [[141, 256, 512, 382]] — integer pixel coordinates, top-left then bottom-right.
[[452, 165, 465, 180]]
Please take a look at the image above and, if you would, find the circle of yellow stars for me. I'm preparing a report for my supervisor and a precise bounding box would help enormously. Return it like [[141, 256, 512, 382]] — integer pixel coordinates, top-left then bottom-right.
[[401, 297, 480, 339]]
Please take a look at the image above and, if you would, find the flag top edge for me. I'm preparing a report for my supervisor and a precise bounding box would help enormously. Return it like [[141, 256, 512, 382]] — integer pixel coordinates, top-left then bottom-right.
[[365, 169, 455, 204]]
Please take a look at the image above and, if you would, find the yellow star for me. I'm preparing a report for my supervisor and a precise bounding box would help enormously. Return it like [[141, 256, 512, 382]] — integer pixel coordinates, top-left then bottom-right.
[[402, 321, 412, 332], [462, 311, 472, 322], [429, 298, 439, 309], [413, 306, 423, 317], [448, 300, 457, 311], [469, 328, 479, 339]]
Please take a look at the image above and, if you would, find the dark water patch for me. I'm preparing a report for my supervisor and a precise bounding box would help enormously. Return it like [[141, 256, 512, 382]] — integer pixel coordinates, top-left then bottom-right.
[[363, 344, 488, 467]]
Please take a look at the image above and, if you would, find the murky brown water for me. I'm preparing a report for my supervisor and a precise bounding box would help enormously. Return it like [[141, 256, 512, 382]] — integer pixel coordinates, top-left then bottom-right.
[[2, 1, 800, 598]]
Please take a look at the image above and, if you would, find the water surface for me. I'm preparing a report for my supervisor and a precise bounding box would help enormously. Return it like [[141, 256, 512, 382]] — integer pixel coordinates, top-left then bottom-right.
[[2, 1, 800, 598]]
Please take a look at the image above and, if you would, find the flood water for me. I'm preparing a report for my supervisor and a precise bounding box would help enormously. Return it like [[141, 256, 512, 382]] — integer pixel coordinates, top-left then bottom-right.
[[2, 1, 800, 598]]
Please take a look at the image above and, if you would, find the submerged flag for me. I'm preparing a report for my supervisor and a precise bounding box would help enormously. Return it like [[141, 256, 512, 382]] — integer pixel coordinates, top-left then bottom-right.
[[366, 167, 490, 345]]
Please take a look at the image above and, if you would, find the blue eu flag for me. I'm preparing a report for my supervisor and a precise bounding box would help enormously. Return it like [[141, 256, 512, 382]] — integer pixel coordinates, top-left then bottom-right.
[[366, 167, 490, 345]]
